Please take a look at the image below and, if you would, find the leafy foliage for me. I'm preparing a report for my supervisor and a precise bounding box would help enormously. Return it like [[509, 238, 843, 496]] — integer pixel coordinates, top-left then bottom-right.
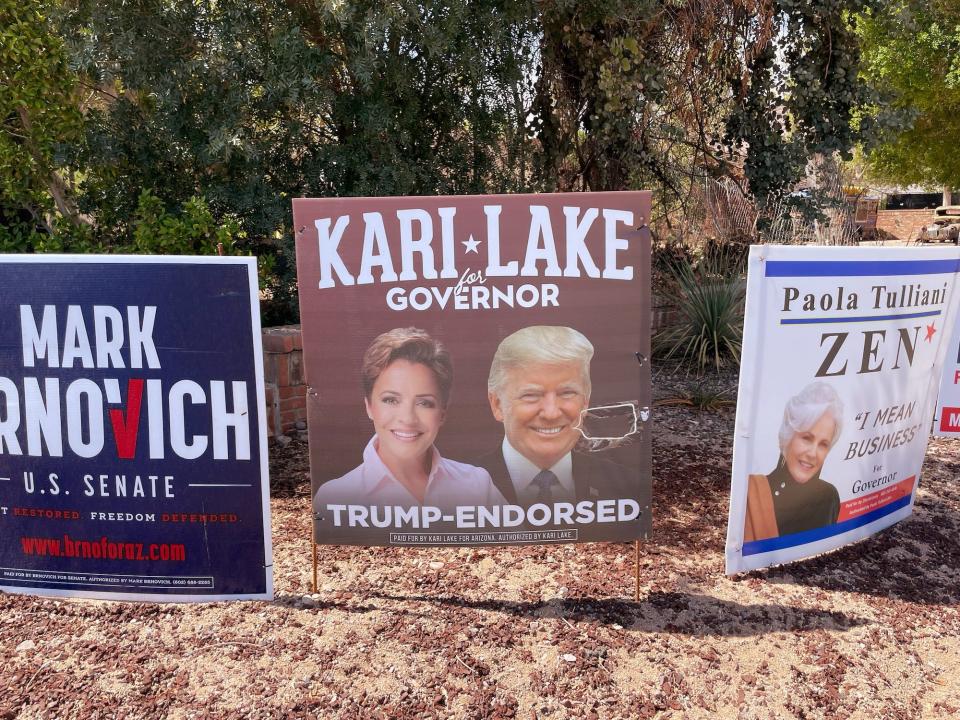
[[0, 0, 84, 249], [130, 191, 237, 256], [533, 0, 769, 207], [856, 0, 960, 187], [653, 248, 746, 372], [51, 0, 538, 320], [59, 0, 536, 214], [1, 0, 885, 323], [724, 0, 881, 205]]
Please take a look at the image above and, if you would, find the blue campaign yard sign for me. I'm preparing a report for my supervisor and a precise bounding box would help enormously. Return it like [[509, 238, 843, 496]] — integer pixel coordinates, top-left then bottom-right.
[[0, 256, 271, 601]]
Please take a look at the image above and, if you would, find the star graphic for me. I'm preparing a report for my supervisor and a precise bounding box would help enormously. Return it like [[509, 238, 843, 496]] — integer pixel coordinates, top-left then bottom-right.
[[462, 235, 481, 254], [925, 323, 937, 342]]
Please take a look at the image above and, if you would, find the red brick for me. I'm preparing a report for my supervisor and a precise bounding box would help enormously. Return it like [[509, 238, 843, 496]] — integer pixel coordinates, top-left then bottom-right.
[[263, 382, 279, 438], [876, 209, 930, 242], [279, 385, 305, 400], [263, 333, 294, 353], [262, 326, 303, 354], [261, 326, 308, 433], [280, 395, 307, 412], [280, 409, 305, 430], [275, 355, 290, 387], [262, 353, 278, 383], [288, 351, 304, 386]]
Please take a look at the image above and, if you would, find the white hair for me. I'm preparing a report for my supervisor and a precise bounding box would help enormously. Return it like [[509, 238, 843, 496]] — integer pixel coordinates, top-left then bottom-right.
[[487, 326, 594, 397], [778, 382, 844, 453]]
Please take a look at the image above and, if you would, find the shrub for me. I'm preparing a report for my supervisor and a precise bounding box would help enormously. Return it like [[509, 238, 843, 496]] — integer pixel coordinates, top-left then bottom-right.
[[130, 190, 237, 256], [653, 246, 745, 371]]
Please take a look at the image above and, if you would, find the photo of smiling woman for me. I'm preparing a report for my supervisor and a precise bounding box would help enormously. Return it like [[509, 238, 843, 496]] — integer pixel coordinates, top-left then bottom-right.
[[744, 382, 844, 542], [312, 328, 506, 515]]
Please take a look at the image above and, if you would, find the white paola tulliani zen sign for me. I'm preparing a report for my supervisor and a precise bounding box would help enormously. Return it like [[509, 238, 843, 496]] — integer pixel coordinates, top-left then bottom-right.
[[725, 245, 960, 574]]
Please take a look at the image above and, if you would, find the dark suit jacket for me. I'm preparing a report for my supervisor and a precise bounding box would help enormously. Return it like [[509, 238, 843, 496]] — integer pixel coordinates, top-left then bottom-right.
[[475, 446, 636, 505]]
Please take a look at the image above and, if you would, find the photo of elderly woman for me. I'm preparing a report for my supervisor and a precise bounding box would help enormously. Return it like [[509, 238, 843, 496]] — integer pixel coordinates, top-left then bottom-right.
[[744, 382, 844, 542], [313, 327, 506, 513]]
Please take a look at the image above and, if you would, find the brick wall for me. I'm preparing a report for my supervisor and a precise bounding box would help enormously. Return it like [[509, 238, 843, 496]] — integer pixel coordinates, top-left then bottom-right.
[[262, 326, 306, 438], [876, 209, 931, 243]]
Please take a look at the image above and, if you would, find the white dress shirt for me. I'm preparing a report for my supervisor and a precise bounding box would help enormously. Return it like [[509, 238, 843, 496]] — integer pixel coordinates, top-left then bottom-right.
[[501, 437, 575, 504], [314, 436, 506, 512]]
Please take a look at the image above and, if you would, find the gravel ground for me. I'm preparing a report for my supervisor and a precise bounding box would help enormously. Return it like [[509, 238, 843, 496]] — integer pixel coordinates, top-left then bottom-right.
[[1, 369, 958, 719]]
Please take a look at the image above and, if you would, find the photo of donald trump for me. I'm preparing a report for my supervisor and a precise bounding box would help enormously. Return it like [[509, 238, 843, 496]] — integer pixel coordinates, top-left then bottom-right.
[[476, 325, 635, 505]]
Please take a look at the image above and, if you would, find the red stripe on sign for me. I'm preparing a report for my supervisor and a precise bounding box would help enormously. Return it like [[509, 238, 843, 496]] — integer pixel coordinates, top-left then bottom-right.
[[838, 476, 916, 522], [940, 407, 960, 432]]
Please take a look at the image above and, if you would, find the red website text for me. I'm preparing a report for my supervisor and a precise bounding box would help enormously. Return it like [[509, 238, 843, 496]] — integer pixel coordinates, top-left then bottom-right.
[[20, 535, 186, 562]]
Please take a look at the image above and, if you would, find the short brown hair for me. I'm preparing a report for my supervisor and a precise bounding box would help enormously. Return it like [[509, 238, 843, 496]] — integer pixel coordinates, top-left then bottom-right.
[[361, 328, 453, 407]]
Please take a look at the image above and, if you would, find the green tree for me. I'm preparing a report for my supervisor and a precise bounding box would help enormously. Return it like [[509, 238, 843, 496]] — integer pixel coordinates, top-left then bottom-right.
[[55, 0, 535, 321], [2, 0, 885, 321], [59, 0, 536, 227], [725, 0, 880, 206], [0, 0, 84, 249], [532, 0, 879, 220], [857, 0, 960, 188], [533, 0, 759, 201]]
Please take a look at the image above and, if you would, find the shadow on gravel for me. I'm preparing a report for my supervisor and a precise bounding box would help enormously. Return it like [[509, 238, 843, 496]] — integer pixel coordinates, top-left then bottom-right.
[[630, 591, 867, 635], [754, 498, 960, 606], [273, 594, 384, 615], [365, 590, 867, 637]]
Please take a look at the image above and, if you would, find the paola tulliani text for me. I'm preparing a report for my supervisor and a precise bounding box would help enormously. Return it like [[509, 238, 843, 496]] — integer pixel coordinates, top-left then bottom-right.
[[320, 500, 642, 529], [0, 305, 251, 462], [312, 205, 636, 310], [781, 282, 948, 377]]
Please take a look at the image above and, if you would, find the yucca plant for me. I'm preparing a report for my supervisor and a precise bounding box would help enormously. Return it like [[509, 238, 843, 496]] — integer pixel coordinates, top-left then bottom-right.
[[653, 246, 746, 372]]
